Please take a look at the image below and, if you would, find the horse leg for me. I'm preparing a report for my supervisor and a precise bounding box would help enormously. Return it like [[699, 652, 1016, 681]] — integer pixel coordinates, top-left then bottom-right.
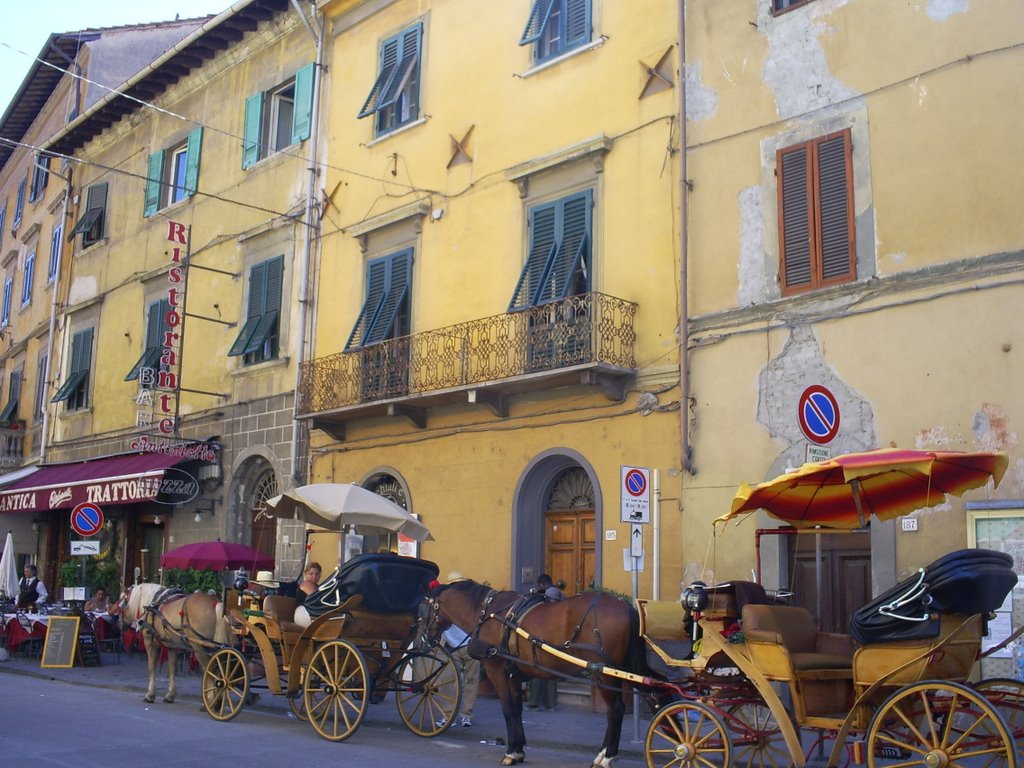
[[591, 680, 626, 768], [143, 635, 158, 703], [164, 648, 177, 703], [486, 662, 527, 765]]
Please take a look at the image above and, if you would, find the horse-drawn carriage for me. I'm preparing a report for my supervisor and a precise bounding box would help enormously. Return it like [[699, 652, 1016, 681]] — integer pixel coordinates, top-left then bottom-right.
[[201, 552, 463, 742]]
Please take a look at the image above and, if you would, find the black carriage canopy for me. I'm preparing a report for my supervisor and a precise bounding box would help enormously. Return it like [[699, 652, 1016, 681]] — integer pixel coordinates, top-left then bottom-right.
[[302, 553, 439, 616], [850, 548, 1018, 645]]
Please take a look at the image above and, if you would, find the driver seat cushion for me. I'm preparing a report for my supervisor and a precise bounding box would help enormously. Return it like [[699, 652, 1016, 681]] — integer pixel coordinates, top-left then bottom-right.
[[742, 603, 854, 671]]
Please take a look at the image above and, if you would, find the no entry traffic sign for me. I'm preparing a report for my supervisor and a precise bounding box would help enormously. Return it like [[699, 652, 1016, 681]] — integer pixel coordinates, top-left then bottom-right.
[[798, 385, 840, 445], [620, 466, 651, 524], [70, 502, 104, 537]]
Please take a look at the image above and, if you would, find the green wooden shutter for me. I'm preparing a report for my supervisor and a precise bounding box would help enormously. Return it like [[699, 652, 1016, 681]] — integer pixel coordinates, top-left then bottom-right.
[[291, 64, 315, 144], [817, 132, 854, 282], [564, 0, 591, 49], [509, 203, 557, 310], [144, 150, 164, 217], [520, 0, 556, 45], [379, 25, 421, 112], [87, 183, 107, 242], [778, 144, 812, 291], [243, 256, 283, 355], [357, 35, 401, 118], [228, 261, 267, 356], [77, 328, 93, 373], [537, 191, 591, 303], [345, 258, 388, 349], [184, 127, 203, 197], [242, 92, 264, 169], [364, 250, 411, 345]]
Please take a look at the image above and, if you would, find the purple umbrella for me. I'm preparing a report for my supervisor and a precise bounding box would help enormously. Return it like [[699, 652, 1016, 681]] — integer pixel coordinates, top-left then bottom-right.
[[160, 541, 273, 571]]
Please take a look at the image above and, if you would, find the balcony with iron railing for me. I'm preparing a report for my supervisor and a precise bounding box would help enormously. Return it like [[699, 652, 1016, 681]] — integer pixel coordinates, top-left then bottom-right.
[[0, 426, 26, 468], [297, 292, 638, 439]]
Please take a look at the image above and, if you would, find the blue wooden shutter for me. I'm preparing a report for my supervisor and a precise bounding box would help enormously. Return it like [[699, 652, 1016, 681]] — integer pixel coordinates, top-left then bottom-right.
[[778, 144, 812, 291], [357, 35, 401, 118], [520, 0, 556, 45], [537, 191, 591, 303], [291, 64, 315, 144], [364, 250, 411, 345], [144, 150, 164, 217], [242, 92, 264, 169], [345, 258, 388, 349], [564, 0, 591, 49], [817, 132, 854, 282], [378, 25, 421, 112], [184, 127, 203, 197], [509, 203, 557, 310]]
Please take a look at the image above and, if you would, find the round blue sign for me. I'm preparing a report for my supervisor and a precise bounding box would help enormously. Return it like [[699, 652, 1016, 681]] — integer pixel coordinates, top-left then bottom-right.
[[798, 385, 841, 445], [71, 502, 104, 537]]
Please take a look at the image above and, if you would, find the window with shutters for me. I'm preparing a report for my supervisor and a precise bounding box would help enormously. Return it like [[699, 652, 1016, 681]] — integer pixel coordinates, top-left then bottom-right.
[[34, 352, 46, 423], [144, 127, 203, 216], [125, 299, 172, 381], [51, 327, 93, 411], [0, 277, 11, 326], [777, 129, 855, 296], [11, 177, 26, 232], [20, 251, 34, 306], [0, 203, 6, 246], [346, 250, 412, 400], [242, 65, 314, 169], [48, 221, 62, 282], [229, 256, 284, 365], [69, 183, 108, 248], [519, 0, 591, 63], [772, 0, 815, 14], [29, 156, 49, 203], [357, 24, 423, 137], [0, 369, 21, 424]]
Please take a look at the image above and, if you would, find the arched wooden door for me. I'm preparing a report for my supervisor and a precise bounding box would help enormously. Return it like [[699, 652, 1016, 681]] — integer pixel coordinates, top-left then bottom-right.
[[249, 468, 279, 561], [543, 467, 596, 595]]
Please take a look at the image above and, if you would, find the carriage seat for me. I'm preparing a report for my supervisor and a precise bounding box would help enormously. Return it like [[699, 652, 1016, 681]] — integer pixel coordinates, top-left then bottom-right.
[[742, 604, 853, 673], [263, 595, 304, 635]]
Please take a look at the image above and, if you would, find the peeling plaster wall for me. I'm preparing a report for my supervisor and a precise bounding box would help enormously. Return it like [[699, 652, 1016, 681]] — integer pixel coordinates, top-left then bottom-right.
[[737, 185, 766, 306], [927, 0, 969, 22], [685, 61, 718, 121]]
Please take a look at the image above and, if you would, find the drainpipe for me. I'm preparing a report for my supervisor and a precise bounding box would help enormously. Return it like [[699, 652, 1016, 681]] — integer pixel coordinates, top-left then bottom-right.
[[290, 1, 323, 485], [39, 169, 73, 463], [678, 0, 691, 475]]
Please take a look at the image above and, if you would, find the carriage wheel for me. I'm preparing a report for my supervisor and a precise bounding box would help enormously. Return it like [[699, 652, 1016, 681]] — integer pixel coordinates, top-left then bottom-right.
[[304, 639, 370, 742], [395, 645, 463, 737], [726, 701, 789, 767], [645, 701, 732, 768], [288, 692, 308, 721], [866, 680, 1017, 767], [974, 679, 1024, 757], [201, 648, 250, 722]]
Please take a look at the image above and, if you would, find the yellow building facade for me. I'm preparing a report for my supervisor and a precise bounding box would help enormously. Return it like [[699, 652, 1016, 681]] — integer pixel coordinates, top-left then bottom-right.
[[307, 0, 685, 595], [682, 0, 1023, 631]]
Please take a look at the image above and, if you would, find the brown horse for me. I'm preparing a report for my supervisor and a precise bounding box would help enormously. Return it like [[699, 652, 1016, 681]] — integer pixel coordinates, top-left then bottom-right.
[[429, 579, 646, 767], [119, 583, 231, 703]]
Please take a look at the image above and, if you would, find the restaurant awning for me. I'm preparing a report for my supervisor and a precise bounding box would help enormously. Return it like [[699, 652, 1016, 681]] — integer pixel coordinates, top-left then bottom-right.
[[0, 465, 40, 488], [0, 452, 190, 514]]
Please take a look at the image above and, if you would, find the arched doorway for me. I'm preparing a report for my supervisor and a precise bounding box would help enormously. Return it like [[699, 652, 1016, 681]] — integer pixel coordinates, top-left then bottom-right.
[[544, 467, 596, 595], [241, 462, 278, 561], [513, 451, 602, 594]]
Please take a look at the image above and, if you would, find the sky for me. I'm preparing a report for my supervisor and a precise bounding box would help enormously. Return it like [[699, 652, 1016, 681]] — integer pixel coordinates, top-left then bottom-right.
[[0, 0, 232, 117]]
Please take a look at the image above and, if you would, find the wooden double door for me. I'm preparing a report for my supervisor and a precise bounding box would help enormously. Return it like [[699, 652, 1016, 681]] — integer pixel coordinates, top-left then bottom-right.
[[544, 509, 596, 595], [787, 530, 872, 634]]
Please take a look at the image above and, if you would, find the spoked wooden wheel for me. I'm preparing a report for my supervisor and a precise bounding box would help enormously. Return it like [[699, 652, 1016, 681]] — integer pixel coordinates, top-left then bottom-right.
[[974, 678, 1024, 758], [201, 648, 250, 722], [726, 700, 789, 767], [288, 692, 308, 721], [395, 645, 463, 737], [304, 639, 370, 742], [645, 701, 732, 768], [866, 680, 1017, 767]]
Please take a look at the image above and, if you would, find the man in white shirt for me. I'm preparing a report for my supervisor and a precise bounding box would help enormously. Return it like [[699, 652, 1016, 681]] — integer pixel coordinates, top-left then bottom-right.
[[17, 564, 47, 609]]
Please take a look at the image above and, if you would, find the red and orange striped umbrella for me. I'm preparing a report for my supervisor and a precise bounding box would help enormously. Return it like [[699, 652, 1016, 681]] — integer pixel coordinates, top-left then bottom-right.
[[724, 448, 1008, 529]]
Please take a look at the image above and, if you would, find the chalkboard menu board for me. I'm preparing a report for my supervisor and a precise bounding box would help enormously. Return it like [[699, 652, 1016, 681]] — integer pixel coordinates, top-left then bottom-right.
[[77, 632, 101, 667], [41, 616, 80, 669]]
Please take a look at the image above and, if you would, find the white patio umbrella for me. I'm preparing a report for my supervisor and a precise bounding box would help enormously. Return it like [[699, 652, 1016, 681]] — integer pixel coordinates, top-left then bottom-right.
[[264, 483, 434, 541], [0, 531, 18, 600]]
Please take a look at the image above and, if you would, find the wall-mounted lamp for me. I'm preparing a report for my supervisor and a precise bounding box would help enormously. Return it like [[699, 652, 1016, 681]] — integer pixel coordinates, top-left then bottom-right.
[[31, 521, 39, 534], [153, 514, 162, 525], [193, 498, 218, 524]]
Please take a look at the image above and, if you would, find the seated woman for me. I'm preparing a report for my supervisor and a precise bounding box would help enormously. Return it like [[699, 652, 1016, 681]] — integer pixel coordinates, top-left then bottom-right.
[[297, 562, 322, 603]]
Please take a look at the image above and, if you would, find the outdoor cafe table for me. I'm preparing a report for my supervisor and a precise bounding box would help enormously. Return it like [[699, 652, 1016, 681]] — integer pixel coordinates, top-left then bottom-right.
[[3, 613, 48, 655]]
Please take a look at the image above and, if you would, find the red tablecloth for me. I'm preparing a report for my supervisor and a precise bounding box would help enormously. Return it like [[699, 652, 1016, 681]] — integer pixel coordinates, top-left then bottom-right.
[[5, 616, 46, 653]]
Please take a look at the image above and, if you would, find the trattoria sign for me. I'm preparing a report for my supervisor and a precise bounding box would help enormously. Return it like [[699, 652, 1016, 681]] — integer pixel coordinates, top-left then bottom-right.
[[0, 475, 165, 513]]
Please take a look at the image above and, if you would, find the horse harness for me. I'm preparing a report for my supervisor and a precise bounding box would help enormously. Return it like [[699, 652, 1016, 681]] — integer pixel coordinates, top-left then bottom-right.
[[139, 587, 220, 651]]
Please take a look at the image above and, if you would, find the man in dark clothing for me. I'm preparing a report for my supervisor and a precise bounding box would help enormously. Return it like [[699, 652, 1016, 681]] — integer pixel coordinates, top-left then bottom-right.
[[17, 564, 47, 609]]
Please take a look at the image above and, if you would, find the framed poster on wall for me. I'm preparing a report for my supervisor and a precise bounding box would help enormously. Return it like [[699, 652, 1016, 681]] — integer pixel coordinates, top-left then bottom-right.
[[966, 502, 1023, 677]]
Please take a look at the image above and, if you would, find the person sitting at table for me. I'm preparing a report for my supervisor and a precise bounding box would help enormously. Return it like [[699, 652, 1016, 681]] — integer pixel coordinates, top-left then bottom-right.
[[16, 564, 47, 610], [84, 587, 109, 613]]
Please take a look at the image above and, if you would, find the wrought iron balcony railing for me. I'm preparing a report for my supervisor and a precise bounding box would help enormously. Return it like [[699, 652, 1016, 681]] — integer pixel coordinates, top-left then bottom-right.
[[297, 292, 637, 418]]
